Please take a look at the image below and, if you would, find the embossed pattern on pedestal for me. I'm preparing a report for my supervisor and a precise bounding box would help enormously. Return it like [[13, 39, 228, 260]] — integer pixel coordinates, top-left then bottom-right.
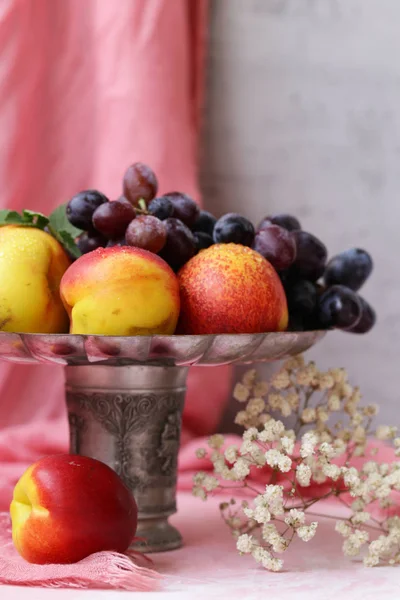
[[66, 389, 184, 516]]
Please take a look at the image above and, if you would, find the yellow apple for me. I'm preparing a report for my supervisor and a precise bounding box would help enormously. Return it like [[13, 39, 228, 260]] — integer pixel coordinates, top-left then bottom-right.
[[0, 226, 70, 333]]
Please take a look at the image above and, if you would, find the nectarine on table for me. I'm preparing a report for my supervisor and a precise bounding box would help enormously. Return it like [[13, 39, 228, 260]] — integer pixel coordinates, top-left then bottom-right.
[[10, 455, 137, 564], [178, 243, 288, 335], [60, 246, 180, 335]]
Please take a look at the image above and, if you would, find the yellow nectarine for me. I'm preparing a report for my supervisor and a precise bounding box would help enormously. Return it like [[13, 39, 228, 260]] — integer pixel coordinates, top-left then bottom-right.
[[60, 246, 180, 335]]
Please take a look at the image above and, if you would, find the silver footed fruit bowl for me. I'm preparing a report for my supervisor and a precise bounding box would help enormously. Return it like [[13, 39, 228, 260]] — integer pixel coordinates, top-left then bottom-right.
[[0, 329, 325, 553]]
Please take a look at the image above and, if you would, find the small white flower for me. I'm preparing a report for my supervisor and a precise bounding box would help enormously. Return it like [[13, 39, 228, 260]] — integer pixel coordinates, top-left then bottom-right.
[[301, 407, 317, 423], [247, 397, 265, 416], [208, 434, 225, 449], [319, 442, 335, 459], [322, 463, 341, 481], [375, 483, 391, 499], [195, 448, 206, 459], [240, 439, 258, 455], [232, 457, 250, 480], [300, 432, 318, 458], [243, 506, 254, 519], [265, 449, 292, 473], [236, 534, 254, 554], [224, 445, 238, 464], [342, 467, 361, 489], [251, 448, 267, 467], [362, 461, 378, 475], [280, 399, 292, 418], [328, 393, 341, 411], [351, 499, 365, 512], [284, 356, 305, 371], [281, 436, 295, 455], [203, 475, 219, 492], [262, 485, 284, 515], [296, 364, 318, 386], [267, 392, 284, 411], [259, 419, 285, 443], [285, 508, 305, 528], [330, 368, 348, 384], [335, 521, 351, 537], [296, 463, 312, 487], [253, 505, 272, 524], [297, 522, 318, 542], [252, 545, 270, 563], [342, 383, 354, 399], [376, 425, 397, 441], [242, 369, 257, 387], [193, 471, 206, 485], [264, 557, 283, 572], [233, 382, 250, 402], [271, 369, 291, 389], [342, 530, 369, 556], [262, 523, 287, 552], [351, 511, 370, 525], [364, 554, 380, 567], [192, 486, 207, 500], [318, 374, 335, 390], [287, 391, 300, 410], [279, 455, 292, 473]]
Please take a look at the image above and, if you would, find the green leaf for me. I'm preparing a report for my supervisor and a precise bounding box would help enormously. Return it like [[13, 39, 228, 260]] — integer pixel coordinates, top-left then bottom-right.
[[22, 210, 49, 229], [56, 230, 82, 259], [48, 203, 83, 239], [0, 210, 24, 225]]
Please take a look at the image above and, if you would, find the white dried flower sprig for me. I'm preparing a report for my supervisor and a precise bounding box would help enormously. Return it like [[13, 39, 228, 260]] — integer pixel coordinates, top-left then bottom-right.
[[193, 356, 400, 571]]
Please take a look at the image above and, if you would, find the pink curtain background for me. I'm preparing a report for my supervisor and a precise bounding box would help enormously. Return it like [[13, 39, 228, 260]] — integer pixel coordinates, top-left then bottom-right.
[[0, 0, 231, 510]]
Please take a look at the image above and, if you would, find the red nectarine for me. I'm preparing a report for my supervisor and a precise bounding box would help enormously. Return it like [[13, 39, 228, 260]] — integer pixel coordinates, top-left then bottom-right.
[[10, 455, 137, 564], [178, 243, 288, 334]]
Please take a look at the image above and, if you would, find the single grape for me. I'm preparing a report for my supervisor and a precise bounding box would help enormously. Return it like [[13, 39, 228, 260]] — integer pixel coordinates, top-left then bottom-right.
[[148, 196, 174, 220], [163, 192, 200, 227], [252, 224, 296, 271], [159, 218, 196, 271], [324, 248, 373, 291], [213, 213, 255, 246], [125, 215, 167, 253], [116, 195, 131, 206], [317, 285, 362, 330], [258, 213, 301, 233], [194, 231, 214, 252], [291, 230, 327, 281], [66, 190, 109, 230], [92, 199, 136, 239], [347, 296, 376, 334], [77, 231, 108, 254], [286, 280, 317, 316], [122, 162, 158, 206], [192, 210, 217, 235]]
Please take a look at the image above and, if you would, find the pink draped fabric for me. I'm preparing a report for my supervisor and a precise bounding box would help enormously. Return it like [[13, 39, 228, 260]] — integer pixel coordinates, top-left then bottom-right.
[[0, 0, 232, 514]]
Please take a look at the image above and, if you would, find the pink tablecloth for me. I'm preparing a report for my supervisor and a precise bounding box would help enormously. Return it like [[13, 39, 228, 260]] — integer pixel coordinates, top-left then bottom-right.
[[2, 491, 398, 599]]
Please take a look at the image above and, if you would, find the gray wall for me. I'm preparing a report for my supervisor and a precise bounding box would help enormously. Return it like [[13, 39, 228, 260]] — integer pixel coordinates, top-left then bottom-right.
[[201, 0, 400, 424]]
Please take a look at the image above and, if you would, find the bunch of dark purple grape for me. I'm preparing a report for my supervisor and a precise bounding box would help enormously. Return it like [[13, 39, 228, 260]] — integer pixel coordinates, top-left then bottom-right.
[[66, 162, 214, 272], [66, 162, 375, 335]]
